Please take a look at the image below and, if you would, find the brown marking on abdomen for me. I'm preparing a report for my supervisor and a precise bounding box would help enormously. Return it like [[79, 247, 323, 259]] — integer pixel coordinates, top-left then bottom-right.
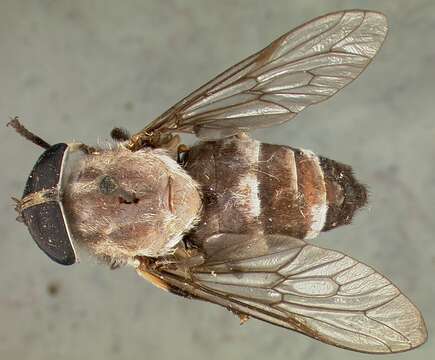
[[185, 137, 264, 244], [185, 136, 365, 244], [257, 144, 305, 238], [294, 149, 327, 239]]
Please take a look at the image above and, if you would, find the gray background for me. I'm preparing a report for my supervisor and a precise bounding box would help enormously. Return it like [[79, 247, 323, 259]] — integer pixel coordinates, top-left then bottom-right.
[[1, 0, 434, 359]]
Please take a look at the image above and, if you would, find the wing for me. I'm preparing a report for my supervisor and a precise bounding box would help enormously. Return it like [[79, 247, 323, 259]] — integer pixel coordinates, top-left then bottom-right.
[[137, 234, 427, 354], [134, 10, 387, 142]]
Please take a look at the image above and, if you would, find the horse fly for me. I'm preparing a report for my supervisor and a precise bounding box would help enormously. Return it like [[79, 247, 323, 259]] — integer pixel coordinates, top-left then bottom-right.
[[9, 10, 427, 354]]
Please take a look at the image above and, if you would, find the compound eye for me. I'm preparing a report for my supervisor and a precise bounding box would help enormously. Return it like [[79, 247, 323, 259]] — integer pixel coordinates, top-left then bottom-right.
[[99, 175, 118, 195]]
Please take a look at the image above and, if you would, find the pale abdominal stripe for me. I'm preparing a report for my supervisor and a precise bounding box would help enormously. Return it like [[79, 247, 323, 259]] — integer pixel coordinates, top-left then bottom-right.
[[301, 149, 328, 239]]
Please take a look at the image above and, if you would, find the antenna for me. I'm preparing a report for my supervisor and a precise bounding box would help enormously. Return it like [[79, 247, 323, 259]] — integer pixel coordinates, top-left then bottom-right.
[[7, 117, 51, 150]]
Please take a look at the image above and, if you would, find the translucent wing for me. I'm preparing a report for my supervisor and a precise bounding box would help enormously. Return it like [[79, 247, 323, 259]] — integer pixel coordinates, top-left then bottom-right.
[[136, 10, 388, 141], [138, 234, 427, 353]]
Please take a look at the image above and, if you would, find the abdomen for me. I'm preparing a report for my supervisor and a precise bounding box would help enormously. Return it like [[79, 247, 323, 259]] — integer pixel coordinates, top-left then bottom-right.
[[184, 135, 367, 242]]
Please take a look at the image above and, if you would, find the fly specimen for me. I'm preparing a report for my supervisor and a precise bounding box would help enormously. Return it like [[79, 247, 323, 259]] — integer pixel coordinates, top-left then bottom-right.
[[10, 10, 427, 353]]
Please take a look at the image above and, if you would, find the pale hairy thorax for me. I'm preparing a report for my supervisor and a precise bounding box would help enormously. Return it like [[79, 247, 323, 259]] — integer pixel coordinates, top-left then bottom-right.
[[62, 144, 202, 263]]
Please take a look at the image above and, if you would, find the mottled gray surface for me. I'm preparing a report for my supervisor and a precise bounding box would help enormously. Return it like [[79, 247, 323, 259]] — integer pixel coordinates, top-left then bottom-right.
[[1, 1, 434, 359]]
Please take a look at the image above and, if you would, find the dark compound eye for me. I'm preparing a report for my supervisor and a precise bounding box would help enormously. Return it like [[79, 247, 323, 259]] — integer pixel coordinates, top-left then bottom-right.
[[99, 175, 118, 195]]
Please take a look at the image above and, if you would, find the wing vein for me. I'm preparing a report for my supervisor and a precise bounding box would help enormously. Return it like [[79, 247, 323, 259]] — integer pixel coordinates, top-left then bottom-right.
[[364, 293, 402, 312], [273, 309, 393, 351], [270, 11, 346, 64], [338, 283, 393, 297], [259, 96, 293, 113], [366, 313, 412, 345], [279, 254, 345, 277]]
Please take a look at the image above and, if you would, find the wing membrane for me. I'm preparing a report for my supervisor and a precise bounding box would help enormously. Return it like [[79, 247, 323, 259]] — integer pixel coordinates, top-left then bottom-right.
[[139, 234, 427, 353], [139, 10, 387, 140]]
